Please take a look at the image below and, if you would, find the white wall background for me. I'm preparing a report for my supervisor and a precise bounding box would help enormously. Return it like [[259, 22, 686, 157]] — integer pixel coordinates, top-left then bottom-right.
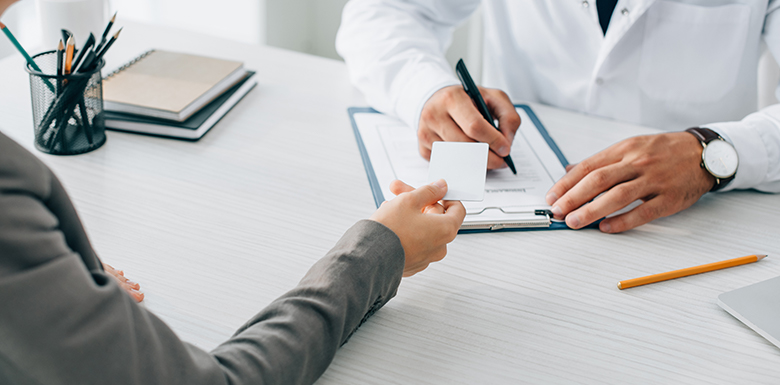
[[1, 0, 776, 106]]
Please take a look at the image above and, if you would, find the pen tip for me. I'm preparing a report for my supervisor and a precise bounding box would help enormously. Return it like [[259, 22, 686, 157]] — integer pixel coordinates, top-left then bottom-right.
[[66, 36, 74, 46], [111, 12, 117, 22], [757, 254, 767, 260], [114, 27, 122, 38], [0, 21, 6, 29], [58, 40, 63, 50]]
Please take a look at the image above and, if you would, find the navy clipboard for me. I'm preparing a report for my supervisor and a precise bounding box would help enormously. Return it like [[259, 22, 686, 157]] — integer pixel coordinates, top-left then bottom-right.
[[349, 104, 575, 233]]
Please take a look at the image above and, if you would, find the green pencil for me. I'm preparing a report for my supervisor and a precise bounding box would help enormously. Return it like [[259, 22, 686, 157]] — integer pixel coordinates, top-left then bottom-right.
[[1, 21, 55, 94], [0, 20, 43, 72]]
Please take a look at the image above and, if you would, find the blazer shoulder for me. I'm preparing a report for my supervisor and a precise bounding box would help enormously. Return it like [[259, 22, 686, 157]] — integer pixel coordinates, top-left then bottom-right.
[[0, 132, 52, 199]]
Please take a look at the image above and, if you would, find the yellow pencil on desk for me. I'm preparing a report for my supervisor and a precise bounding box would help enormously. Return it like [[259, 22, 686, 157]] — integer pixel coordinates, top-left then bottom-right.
[[618, 254, 767, 290]]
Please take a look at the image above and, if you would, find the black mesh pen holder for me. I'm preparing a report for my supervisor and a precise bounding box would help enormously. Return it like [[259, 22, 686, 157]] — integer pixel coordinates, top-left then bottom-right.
[[26, 50, 106, 155]]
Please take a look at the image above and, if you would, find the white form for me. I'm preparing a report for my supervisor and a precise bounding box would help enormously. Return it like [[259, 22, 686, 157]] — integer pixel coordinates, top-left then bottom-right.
[[353, 107, 568, 230]]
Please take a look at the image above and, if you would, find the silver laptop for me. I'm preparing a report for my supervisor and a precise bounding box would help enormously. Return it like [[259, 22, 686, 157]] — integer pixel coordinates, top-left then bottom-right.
[[718, 275, 780, 349]]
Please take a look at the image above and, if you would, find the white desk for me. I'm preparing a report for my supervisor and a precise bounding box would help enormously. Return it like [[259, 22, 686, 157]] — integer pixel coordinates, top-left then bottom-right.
[[1, 21, 779, 384]]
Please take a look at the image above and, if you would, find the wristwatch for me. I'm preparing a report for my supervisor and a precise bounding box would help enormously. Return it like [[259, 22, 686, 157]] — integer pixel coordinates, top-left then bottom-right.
[[685, 127, 738, 192]]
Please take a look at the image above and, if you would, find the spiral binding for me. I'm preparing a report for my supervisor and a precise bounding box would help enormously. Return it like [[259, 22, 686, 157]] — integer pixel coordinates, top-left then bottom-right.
[[104, 49, 156, 79]]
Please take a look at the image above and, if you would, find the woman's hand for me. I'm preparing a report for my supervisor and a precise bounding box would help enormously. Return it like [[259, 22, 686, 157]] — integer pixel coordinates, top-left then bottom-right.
[[103, 263, 144, 302], [370, 179, 466, 277]]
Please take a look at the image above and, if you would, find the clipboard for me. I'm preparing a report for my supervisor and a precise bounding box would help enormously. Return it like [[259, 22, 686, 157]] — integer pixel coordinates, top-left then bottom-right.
[[349, 104, 575, 233]]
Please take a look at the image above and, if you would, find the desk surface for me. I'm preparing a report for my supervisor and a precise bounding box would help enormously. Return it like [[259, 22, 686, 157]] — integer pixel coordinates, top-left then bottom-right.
[[1, 21, 779, 385]]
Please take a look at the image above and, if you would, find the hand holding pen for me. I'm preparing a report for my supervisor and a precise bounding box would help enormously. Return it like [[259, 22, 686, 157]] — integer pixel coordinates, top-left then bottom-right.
[[416, 59, 522, 172], [455, 59, 516, 174]]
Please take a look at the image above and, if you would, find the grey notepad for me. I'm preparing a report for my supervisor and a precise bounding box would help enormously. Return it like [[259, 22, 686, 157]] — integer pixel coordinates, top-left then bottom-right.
[[718, 275, 780, 349]]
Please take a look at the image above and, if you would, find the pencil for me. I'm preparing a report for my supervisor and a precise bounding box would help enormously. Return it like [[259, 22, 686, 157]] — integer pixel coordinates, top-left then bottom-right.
[[56, 39, 64, 93], [95, 27, 121, 61], [61, 29, 72, 48], [2, 21, 55, 93], [1, 20, 43, 72], [95, 12, 116, 53], [617, 254, 767, 290], [64, 36, 75, 74]]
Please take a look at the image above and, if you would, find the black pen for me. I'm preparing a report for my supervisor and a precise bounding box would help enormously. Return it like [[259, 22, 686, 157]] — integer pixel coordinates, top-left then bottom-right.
[[60, 29, 72, 47], [455, 59, 517, 174], [75, 50, 96, 73], [71, 33, 95, 71]]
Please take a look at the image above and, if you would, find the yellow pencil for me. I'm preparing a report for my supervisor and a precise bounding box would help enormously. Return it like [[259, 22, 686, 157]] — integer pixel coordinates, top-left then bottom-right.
[[64, 36, 75, 74], [618, 254, 767, 290]]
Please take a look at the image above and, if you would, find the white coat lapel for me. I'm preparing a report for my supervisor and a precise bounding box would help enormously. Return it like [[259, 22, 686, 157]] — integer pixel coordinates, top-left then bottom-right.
[[594, 0, 658, 70]]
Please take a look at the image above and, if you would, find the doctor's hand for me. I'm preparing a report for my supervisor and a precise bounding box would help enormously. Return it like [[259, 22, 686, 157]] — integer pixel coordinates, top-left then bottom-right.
[[418, 85, 520, 170], [545, 132, 715, 233], [370, 179, 466, 277]]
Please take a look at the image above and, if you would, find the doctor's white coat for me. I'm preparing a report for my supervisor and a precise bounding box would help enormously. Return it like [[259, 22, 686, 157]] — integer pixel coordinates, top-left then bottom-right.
[[336, 0, 780, 192]]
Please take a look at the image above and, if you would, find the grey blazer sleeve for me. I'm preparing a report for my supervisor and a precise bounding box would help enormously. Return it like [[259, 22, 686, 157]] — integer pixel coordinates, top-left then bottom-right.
[[0, 132, 405, 385]]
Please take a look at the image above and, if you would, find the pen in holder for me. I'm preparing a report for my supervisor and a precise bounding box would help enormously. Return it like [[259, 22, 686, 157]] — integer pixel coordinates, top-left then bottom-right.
[[26, 50, 106, 155]]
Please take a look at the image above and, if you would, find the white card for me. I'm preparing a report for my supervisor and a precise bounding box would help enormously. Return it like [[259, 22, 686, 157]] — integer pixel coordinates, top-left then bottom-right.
[[428, 142, 488, 201]]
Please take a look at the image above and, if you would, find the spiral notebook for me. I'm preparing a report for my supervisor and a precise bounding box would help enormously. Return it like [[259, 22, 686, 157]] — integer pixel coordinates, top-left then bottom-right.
[[102, 50, 247, 121], [104, 72, 257, 141]]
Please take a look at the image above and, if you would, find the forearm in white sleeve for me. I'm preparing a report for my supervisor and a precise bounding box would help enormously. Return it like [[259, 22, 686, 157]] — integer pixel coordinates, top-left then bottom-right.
[[336, 0, 480, 130], [703, 1, 780, 193]]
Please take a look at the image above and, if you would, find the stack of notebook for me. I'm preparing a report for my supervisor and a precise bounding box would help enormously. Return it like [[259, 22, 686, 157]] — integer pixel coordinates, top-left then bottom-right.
[[102, 50, 257, 140]]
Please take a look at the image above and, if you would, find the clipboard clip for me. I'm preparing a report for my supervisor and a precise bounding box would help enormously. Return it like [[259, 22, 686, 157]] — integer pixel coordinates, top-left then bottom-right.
[[534, 209, 553, 218], [466, 207, 554, 218], [461, 207, 558, 231]]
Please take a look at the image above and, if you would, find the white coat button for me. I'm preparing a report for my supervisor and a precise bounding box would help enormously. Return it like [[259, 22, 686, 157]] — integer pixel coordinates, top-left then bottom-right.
[[621, 8, 629, 16], [581, 1, 589, 8], [595, 78, 604, 85]]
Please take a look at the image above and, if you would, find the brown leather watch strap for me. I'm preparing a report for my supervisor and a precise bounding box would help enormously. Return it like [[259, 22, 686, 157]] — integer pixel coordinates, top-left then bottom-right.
[[686, 127, 720, 144], [685, 127, 735, 192]]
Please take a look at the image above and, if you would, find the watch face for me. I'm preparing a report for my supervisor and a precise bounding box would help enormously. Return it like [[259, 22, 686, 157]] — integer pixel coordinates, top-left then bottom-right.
[[702, 140, 738, 178]]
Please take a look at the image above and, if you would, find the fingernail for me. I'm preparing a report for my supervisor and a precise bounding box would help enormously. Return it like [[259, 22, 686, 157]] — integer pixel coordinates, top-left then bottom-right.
[[497, 146, 509, 157], [432, 179, 447, 188], [567, 213, 581, 228], [546, 192, 559, 205], [600, 222, 611, 233], [551, 205, 562, 218]]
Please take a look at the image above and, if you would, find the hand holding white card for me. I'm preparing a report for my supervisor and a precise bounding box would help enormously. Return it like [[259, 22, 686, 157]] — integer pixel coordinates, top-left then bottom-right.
[[428, 142, 489, 201]]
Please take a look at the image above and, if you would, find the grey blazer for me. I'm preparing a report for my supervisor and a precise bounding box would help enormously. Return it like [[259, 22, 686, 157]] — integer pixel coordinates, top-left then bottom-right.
[[0, 131, 405, 384]]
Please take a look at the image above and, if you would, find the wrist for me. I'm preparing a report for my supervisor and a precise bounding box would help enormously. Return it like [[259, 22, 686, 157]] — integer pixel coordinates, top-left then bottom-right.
[[685, 127, 739, 192], [679, 132, 717, 193]]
